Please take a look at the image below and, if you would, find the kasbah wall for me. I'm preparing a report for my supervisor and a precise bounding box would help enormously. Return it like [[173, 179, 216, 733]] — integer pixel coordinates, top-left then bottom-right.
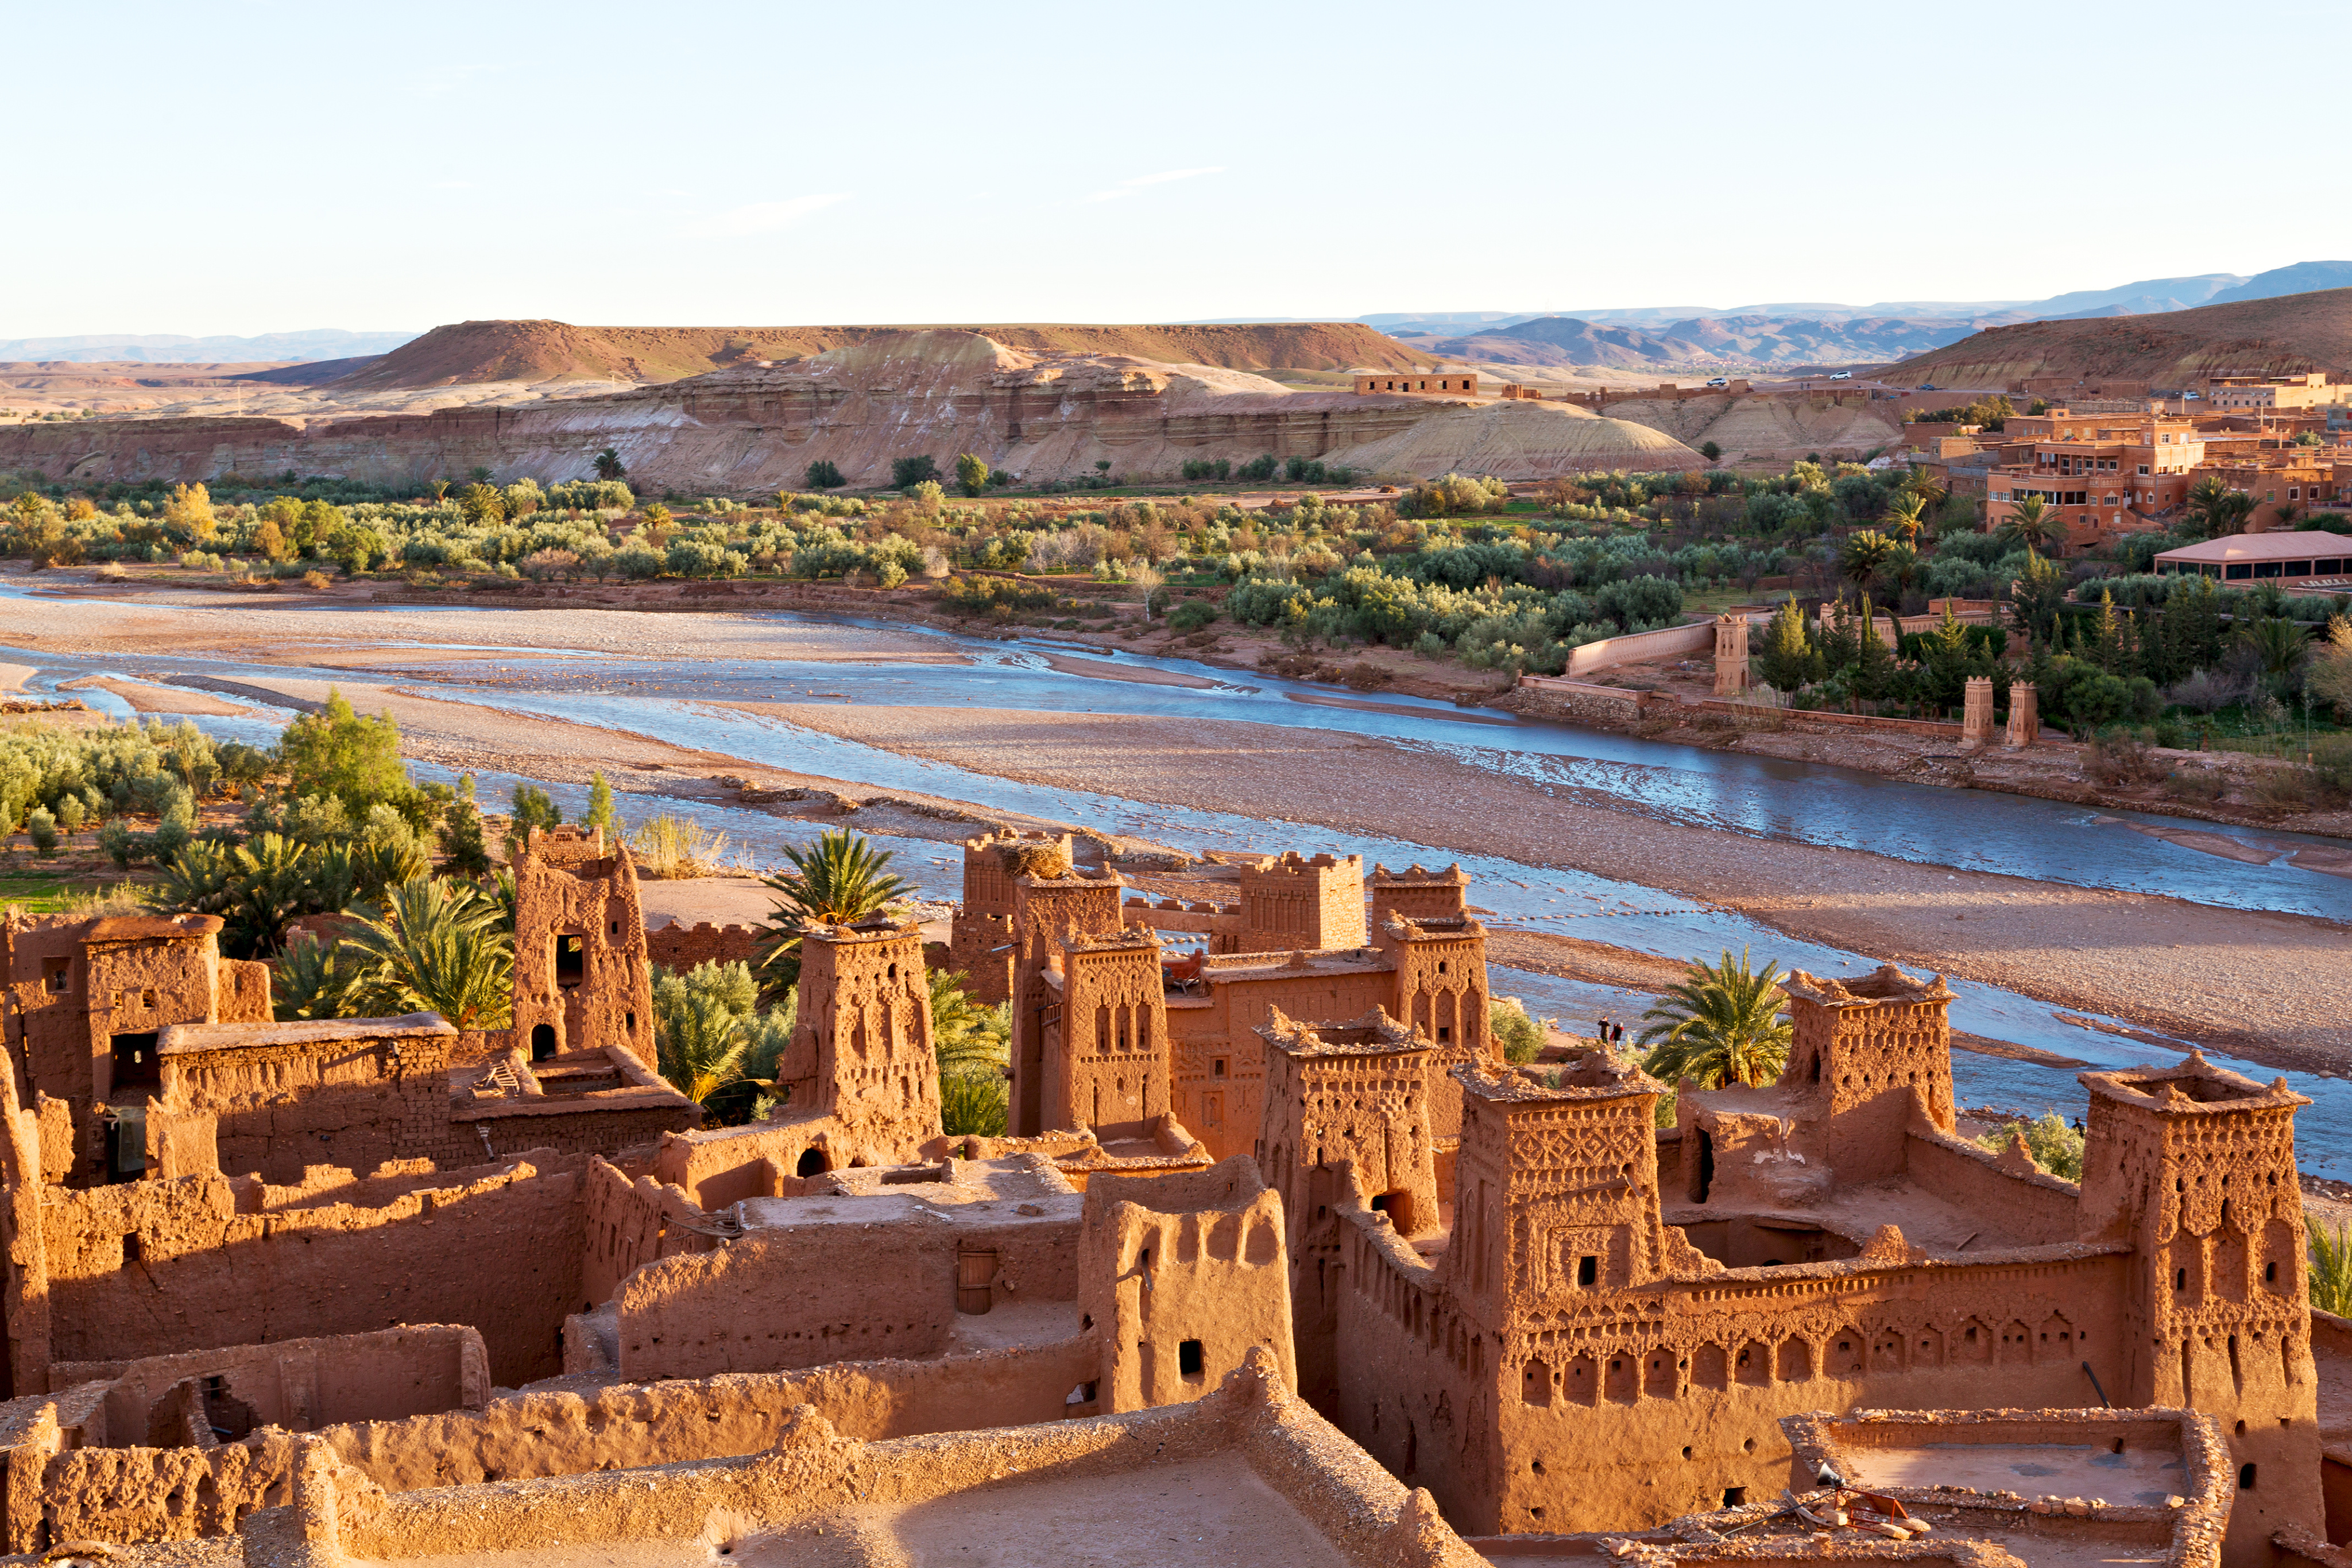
[[0, 815, 2338, 1567]]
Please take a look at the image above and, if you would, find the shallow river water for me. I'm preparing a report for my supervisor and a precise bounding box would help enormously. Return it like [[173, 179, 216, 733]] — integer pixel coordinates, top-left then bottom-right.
[[7, 599, 2347, 1172]]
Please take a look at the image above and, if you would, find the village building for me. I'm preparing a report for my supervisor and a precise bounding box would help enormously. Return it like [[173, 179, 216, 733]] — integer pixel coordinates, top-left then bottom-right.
[[2153, 531, 2352, 588]]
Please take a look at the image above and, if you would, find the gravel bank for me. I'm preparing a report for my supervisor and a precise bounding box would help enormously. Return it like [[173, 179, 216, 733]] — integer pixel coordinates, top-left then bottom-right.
[[726, 702, 2352, 1075]]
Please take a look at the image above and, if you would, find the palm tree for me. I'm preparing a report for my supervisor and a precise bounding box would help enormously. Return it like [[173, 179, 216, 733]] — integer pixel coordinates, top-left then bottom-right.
[[930, 970, 1011, 1077], [593, 447, 626, 482], [752, 830, 913, 988], [339, 877, 513, 1029], [145, 839, 235, 920], [2311, 1212, 2352, 1315], [655, 982, 749, 1104], [1637, 948, 1793, 1089], [1883, 493, 1927, 545], [272, 935, 360, 1022], [2187, 475, 2255, 539], [1904, 466, 1947, 513], [1839, 529, 1898, 590], [1996, 494, 2068, 554], [226, 833, 323, 958]]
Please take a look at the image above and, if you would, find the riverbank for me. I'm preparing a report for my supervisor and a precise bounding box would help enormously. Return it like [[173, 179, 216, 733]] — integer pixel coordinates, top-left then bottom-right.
[[6, 583, 2346, 1075], [719, 700, 2351, 1076], [14, 567, 2349, 842]]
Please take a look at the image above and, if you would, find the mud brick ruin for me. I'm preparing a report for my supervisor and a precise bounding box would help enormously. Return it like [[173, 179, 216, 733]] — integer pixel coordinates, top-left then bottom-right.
[[0, 823, 2344, 1568]]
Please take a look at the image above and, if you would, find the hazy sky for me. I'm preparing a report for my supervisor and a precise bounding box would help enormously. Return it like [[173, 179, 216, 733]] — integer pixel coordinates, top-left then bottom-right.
[[11, 0, 2349, 336]]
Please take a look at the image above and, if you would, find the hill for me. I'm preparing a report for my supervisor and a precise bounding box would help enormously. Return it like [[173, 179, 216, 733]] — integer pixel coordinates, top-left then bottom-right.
[[343, 319, 1421, 389], [1880, 287, 2352, 388]]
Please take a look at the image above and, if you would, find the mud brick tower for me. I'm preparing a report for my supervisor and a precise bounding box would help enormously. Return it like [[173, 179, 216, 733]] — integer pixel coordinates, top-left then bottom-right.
[[511, 827, 655, 1066]]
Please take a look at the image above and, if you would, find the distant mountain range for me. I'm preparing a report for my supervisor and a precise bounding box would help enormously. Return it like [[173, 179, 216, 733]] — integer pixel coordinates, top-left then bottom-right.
[[1353, 262, 2352, 371], [0, 328, 421, 364]]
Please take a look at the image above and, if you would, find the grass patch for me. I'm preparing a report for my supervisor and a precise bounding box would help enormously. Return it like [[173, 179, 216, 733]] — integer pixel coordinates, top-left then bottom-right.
[[0, 877, 107, 913]]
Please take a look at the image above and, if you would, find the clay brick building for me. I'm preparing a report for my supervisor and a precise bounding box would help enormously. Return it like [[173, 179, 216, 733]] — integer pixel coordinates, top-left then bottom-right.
[[1, 911, 272, 1186], [510, 826, 655, 1064], [1301, 961, 2325, 1565]]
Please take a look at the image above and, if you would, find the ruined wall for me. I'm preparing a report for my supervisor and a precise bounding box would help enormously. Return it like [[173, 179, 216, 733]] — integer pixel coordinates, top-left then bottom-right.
[[1078, 1156, 1293, 1413], [38, 1156, 588, 1388], [3, 1337, 1104, 1549], [643, 923, 760, 974], [320, 1336, 1100, 1489], [510, 830, 655, 1064], [453, 1094, 697, 1167], [61, 1324, 489, 1444], [610, 1203, 1079, 1381], [157, 1015, 456, 1185], [775, 919, 939, 1147], [580, 1157, 718, 1308], [1901, 1125, 2083, 1245], [1333, 1204, 1486, 1528]]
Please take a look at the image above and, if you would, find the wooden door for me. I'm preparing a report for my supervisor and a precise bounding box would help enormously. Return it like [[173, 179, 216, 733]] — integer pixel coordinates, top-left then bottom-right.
[[956, 1248, 996, 1315]]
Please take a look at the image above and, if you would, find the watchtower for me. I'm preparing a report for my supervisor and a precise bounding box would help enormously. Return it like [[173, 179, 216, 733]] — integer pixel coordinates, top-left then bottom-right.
[[1256, 1005, 1436, 1410], [950, 830, 1075, 1004], [1447, 1055, 1673, 1345], [1371, 913, 1491, 1144], [510, 826, 654, 1067], [1039, 926, 1170, 1140], [773, 917, 939, 1150], [1712, 611, 1750, 696], [1778, 963, 1954, 1182], [1007, 868, 1126, 1136], [1235, 852, 1366, 954], [2076, 1053, 2320, 1563]]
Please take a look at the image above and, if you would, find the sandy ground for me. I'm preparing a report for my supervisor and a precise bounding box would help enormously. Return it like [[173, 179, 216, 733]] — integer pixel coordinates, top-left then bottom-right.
[[57, 675, 256, 715], [636, 876, 776, 929], [1, 589, 964, 665], [722, 703, 2352, 1074]]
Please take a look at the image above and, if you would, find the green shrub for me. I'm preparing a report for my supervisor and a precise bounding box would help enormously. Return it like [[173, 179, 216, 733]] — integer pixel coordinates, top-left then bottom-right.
[[1972, 1111, 2083, 1180], [1493, 998, 1545, 1064], [1166, 599, 1219, 633], [804, 459, 844, 490], [891, 455, 940, 490], [26, 807, 58, 857]]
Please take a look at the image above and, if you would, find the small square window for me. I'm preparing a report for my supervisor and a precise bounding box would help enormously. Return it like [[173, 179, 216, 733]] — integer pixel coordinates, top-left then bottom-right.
[[1212, 1058, 1227, 1078], [1179, 1339, 1205, 1379]]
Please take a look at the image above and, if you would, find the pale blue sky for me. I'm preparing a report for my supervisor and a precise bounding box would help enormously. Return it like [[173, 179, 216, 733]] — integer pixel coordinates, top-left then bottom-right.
[[10, 0, 2348, 336]]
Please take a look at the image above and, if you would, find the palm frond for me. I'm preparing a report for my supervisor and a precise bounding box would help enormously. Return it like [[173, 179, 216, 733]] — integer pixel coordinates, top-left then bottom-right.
[[1637, 947, 1792, 1089]]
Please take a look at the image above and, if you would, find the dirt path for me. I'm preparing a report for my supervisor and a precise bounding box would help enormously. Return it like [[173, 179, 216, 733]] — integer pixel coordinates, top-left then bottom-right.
[[718, 702, 2352, 1075]]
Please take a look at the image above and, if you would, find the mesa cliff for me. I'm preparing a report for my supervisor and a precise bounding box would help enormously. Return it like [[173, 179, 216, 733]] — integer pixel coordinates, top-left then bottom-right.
[[342, 317, 1428, 388], [0, 331, 1700, 489]]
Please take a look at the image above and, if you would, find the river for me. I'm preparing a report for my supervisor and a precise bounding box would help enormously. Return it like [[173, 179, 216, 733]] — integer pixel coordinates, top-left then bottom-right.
[[5, 598, 2347, 1173]]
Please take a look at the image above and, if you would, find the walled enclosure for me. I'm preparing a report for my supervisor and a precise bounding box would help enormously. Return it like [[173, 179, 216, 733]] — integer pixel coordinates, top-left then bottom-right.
[[1307, 959, 2326, 1565]]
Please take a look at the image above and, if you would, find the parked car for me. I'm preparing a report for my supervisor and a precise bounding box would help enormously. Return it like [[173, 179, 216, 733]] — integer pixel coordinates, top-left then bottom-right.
[[2184, 391, 2202, 400], [1916, 383, 1937, 391], [1704, 377, 1730, 388], [1828, 371, 1853, 381]]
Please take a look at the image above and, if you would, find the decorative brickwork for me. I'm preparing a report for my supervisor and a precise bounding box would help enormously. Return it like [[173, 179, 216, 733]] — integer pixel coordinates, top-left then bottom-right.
[[510, 827, 655, 1067]]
